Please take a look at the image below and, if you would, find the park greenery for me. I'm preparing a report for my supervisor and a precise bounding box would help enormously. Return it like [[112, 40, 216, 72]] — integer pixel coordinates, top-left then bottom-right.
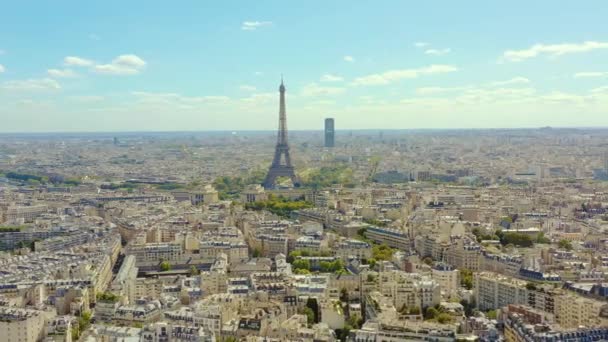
[[363, 218, 388, 227], [472, 228, 550, 247], [424, 305, 454, 324], [2, 170, 81, 186], [155, 182, 186, 190], [96, 292, 120, 302], [398, 304, 422, 316], [291, 256, 346, 273], [372, 244, 394, 261], [288, 250, 332, 263], [245, 195, 313, 218], [299, 164, 356, 189], [0, 225, 25, 232], [354, 227, 394, 264], [213, 170, 266, 199]]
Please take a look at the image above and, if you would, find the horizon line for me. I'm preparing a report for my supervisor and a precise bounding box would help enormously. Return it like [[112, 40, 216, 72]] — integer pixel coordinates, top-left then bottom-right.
[[1, 125, 608, 136]]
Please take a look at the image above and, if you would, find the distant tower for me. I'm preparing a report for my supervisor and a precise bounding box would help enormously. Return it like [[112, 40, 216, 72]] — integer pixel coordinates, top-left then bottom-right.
[[324, 118, 335, 148], [263, 78, 299, 189]]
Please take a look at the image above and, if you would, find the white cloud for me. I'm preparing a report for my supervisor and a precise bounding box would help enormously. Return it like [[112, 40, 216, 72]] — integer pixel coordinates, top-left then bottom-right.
[[300, 83, 345, 97], [88, 33, 101, 41], [320, 74, 343, 82], [343, 55, 355, 63], [71, 95, 105, 102], [416, 77, 530, 96], [241, 21, 272, 31], [132, 91, 230, 105], [0, 64, 4, 73], [414, 42, 429, 48], [425, 48, 451, 56], [415, 86, 465, 95], [240, 92, 274, 104], [64, 56, 95, 67], [239, 85, 257, 92], [254, 71, 263, 76], [0, 49, 5, 55], [489, 77, 530, 86], [502, 41, 608, 62], [47, 69, 77, 78], [352, 64, 458, 86], [574, 71, 608, 78], [2, 78, 60, 91], [94, 54, 146, 75], [540, 91, 588, 104]]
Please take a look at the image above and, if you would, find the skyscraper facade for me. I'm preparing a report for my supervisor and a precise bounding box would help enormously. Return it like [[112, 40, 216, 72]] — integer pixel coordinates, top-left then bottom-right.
[[324, 118, 335, 148]]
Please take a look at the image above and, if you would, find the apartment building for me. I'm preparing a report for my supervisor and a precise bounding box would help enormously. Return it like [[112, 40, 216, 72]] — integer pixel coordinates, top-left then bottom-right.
[[445, 237, 481, 271], [554, 293, 608, 329], [431, 263, 459, 297], [335, 239, 372, 261], [365, 226, 410, 250], [2, 205, 48, 223], [110, 255, 138, 304], [0, 307, 50, 342], [474, 272, 528, 311]]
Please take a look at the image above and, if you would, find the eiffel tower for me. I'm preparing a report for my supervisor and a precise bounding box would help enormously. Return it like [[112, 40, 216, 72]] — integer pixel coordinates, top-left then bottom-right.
[[263, 78, 299, 189]]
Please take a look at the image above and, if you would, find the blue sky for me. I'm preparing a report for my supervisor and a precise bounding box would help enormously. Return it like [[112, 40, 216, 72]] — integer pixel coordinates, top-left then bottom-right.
[[1, 0, 607, 132]]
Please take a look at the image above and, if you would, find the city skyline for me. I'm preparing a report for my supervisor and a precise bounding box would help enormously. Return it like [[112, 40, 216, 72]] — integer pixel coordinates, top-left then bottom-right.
[[1, 0, 608, 132]]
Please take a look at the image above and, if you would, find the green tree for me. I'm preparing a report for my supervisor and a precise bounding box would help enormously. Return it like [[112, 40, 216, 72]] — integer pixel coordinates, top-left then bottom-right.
[[292, 259, 311, 272], [252, 248, 261, 258], [437, 312, 453, 324], [499, 232, 533, 247], [558, 239, 573, 251], [425, 307, 439, 320], [72, 310, 92, 340], [460, 269, 473, 290], [96, 292, 119, 302], [302, 307, 315, 325], [340, 288, 349, 303], [422, 257, 434, 266], [336, 325, 352, 342], [319, 261, 332, 272], [294, 268, 311, 275], [486, 310, 497, 319], [372, 244, 394, 261], [306, 297, 320, 323], [189, 266, 199, 276], [160, 261, 171, 272], [536, 232, 551, 244]]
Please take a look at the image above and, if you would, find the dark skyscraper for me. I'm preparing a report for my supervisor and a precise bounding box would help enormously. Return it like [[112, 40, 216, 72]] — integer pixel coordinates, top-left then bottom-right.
[[263, 78, 299, 189], [324, 118, 335, 148]]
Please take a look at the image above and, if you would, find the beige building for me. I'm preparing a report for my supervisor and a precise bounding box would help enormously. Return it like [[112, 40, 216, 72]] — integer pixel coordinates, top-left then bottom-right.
[[3, 205, 48, 223], [554, 293, 608, 328], [474, 272, 528, 311], [241, 185, 268, 203], [0, 307, 50, 342], [431, 264, 459, 297]]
